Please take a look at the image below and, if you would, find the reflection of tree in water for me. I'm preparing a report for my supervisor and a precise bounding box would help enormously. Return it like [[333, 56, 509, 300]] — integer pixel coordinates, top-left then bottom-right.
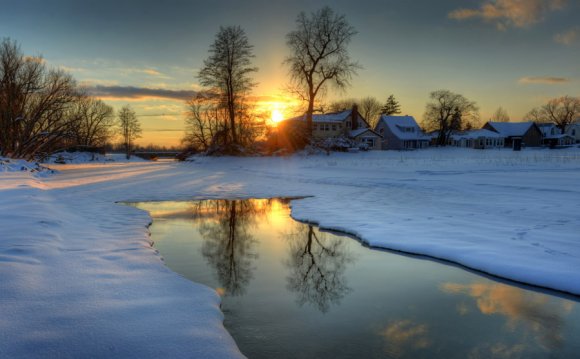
[[285, 223, 354, 313], [191, 199, 269, 296]]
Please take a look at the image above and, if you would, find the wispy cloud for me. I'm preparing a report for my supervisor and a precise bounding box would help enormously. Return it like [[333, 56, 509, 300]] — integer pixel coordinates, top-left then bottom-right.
[[518, 76, 570, 84], [87, 85, 196, 101], [449, 0, 567, 29], [554, 27, 578, 45]]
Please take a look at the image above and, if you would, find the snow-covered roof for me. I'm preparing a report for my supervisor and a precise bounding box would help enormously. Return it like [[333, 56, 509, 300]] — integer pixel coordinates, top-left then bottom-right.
[[452, 129, 504, 140], [286, 110, 352, 123], [486, 121, 535, 137], [349, 128, 381, 138], [377, 115, 430, 140]]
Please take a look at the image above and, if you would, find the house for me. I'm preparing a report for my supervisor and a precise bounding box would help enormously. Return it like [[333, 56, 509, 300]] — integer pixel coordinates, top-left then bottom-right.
[[448, 129, 505, 149], [282, 106, 382, 150], [483, 121, 543, 149], [374, 115, 430, 150], [537, 123, 575, 147], [565, 123, 580, 144]]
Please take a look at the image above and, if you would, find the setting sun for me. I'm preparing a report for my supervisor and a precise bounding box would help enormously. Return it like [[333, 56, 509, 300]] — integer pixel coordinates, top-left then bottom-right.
[[271, 108, 284, 124]]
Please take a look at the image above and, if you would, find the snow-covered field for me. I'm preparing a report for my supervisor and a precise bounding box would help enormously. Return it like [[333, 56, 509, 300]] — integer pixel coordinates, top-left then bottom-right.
[[1, 148, 579, 357]]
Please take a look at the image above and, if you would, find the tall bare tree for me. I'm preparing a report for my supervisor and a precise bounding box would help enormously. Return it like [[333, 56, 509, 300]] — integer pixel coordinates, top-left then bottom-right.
[[359, 96, 382, 128], [0, 38, 78, 160], [528, 96, 580, 133], [117, 105, 141, 159], [423, 90, 479, 146], [491, 106, 510, 122], [285, 6, 359, 136], [198, 26, 257, 148]]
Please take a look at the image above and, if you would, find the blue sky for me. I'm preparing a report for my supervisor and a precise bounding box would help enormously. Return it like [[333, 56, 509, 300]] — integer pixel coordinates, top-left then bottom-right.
[[1, 0, 578, 145]]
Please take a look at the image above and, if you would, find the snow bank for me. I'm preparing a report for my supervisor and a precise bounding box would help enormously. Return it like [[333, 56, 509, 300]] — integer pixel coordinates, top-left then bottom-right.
[[43, 151, 147, 164], [1, 156, 54, 176], [1, 147, 579, 357]]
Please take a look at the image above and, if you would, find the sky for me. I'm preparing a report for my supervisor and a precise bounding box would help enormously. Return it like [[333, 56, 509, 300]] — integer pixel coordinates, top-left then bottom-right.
[[1, 0, 578, 146]]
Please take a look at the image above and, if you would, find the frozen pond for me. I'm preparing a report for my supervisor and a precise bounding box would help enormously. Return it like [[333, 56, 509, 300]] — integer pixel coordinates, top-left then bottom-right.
[[132, 198, 579, 358]]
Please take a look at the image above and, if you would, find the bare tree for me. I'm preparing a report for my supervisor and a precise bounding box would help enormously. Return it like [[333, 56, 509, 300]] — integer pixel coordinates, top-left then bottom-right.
[[328, 98, 358, 113], [423, 90, 479, 146], [0, 38, 78, 160], [525, 107, 543, 122], [198, 26, 257, 148], [381, 94, 401, 116], [117, 105, 141, 159], [182, 92, 265, 154], [529, 96, 580, 133], [69, 94, 115, 147], [182, 94, 226, 152], [285, 6, 359, 136], [491, 106, 510, 122], [359, 96, 382, 128]]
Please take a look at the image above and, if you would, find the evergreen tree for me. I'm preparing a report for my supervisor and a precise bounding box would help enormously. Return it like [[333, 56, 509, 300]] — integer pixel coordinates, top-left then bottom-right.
[[381, 95, 401, 115]]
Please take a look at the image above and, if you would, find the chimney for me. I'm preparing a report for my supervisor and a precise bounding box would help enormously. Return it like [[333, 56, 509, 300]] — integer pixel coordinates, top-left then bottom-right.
[[351, 105, 358, 130]]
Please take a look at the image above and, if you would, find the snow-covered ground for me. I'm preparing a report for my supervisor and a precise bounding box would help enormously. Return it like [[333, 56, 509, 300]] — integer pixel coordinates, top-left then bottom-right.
[[1, 147, 579, 357], [43, 151, 147, 164]]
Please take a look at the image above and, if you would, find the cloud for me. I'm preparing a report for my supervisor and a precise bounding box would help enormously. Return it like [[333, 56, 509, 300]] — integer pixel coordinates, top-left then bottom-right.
[[441, 282, 567, 350], [518, 76, 570, 84], [87, 85, 196, 101], [449, 0, 567, 29], [554, 27, 578, 45], [378, 320, 431, 357]]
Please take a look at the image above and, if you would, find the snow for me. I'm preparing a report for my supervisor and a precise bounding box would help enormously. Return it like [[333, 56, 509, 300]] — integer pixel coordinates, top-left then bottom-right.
[[453, 129, 504, 140], [349, 128, 377, 137], [287, 110, 351, 123], [486, 121, 534, 137], [43, 151, 147, 164], [1, 147, 580, 357], [1, 156, 54, 176], [378, 115, 430, 140]]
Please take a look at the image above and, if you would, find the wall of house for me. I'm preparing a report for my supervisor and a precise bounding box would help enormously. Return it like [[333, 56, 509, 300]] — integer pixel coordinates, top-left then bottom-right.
[[375, 121, 403, 150], [566, 125, 580, 143], [522, 127, 542, 147], [354, 135, 382, 150], [312, 122, 345, 138]]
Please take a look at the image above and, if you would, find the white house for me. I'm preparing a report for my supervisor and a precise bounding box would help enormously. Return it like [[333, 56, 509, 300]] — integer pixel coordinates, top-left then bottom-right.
[[448, 129, 505, 149], [565, 123, 580, 144], [537, 123, 575, 147], [283, 106, 382, 150], [374, 115, 430, 150]]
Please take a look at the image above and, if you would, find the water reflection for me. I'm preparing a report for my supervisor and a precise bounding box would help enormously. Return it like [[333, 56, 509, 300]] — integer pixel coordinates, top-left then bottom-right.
[[189, 199, 268, 296], [442, 282, 575, 352], [284, 224, 354, 313], [131, 199, 580, 359], [378, 320, 431, 358]]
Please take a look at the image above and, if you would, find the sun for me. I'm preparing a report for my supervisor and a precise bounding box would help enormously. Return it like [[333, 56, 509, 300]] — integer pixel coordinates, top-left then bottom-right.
[[271, 108, 284, 124]]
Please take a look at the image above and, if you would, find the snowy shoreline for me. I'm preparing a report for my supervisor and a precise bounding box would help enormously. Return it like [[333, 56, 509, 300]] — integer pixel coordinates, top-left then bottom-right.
[[1, 148, 580, 357]]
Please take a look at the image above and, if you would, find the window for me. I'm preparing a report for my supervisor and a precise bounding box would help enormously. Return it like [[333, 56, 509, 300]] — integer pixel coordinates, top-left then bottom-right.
[[573, 129, 576, 136], [363, 138, 375, 147], [332, 125, 336, 131], [313, 124, 318, 131]]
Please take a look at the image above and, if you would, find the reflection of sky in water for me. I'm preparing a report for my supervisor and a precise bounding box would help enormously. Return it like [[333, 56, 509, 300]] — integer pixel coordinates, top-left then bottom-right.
[[131, 199, 580, 359]]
